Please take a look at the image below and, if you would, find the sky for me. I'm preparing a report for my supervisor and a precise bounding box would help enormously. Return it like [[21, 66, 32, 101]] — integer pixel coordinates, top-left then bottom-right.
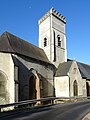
[[0, 0, 90, 64]]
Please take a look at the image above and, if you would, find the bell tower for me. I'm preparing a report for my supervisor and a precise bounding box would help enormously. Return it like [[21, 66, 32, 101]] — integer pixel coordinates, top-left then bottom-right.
[[38, 8, 67, 67]]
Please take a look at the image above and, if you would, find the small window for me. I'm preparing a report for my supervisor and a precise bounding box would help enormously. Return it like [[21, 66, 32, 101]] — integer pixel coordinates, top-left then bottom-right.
[[44, 37, 47, 47], [14, 66, 19, 81], [57, 35, 61, 47], [14, 66, 19, 102], [73, 80, 78, 96]]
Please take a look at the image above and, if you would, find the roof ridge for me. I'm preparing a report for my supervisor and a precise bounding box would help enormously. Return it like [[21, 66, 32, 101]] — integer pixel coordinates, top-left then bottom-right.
[[0, 31, 51, 64], [3, 31, 45, 52], [77, 62, 90, 79], [55, 61, 73, 77], [5, 32, 15, 52], [78, 61, 90, 67], [59, 60, 73, 65], [0, 32, 15, 52]]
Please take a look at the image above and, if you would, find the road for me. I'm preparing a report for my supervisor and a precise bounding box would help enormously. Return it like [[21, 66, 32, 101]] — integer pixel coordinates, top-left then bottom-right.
[[1, 100, 90, 120]]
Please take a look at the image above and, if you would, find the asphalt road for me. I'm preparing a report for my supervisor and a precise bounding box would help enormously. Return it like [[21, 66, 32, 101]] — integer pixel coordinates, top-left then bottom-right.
[[1, 100, 90, 120]]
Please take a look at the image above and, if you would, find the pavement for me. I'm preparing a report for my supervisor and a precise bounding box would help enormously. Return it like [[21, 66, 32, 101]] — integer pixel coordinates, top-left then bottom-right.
[[82, 113, 90, 120], [1, 101, 90, 120]]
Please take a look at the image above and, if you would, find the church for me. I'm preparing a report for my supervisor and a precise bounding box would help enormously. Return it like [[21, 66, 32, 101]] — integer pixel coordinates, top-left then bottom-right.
[[0, 8, 90, 105]]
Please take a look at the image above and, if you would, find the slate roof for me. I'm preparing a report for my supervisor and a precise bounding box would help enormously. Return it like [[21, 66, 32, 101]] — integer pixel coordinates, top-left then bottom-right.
[[0, 32, 51, 64], [55, 61, 73, 77], [68, 59, 90, 79], [55, 59, 90, 80], [77, 62, 90, 79]]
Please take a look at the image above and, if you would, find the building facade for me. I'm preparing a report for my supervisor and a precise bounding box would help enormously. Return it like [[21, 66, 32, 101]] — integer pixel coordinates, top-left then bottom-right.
[[0, 32, 55, 104], [0, 8, 90, 105], [38, 8, 67, 67], [55, 60, 87, 97]]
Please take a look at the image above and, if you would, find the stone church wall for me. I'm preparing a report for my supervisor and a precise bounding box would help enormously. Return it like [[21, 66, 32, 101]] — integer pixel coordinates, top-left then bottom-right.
[[52, 15, 65, 34], [15, 54, 54, 100], [69, 61, 87, 97], [0, 52, 14, 104], [54, 76, 69, 97], [39, 16, 51, 61], [82, 78, 87, 97]]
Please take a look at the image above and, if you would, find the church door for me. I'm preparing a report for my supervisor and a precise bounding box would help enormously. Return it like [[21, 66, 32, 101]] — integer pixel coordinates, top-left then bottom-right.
[[29, 76, 36, 99], [73, 80, 78, 96]]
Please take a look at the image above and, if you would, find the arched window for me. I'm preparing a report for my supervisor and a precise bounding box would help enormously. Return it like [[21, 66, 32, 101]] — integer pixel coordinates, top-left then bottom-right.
[[57, 35, 61, 47], [73, 80, 78, 96], [44, 37, 47, 47]]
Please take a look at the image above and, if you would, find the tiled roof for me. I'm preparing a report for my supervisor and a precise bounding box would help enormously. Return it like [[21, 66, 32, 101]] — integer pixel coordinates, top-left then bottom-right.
[[56, 59, 90, 80], [77, 62, 90, 79], [68, 59, 90, 79], [55, 61, 73, 77], [0, 32, 51, 64]]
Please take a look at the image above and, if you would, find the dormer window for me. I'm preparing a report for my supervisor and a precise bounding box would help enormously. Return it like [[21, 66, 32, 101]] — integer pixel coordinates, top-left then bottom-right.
[[44, 37, 47, 47], [57, 35, 61, 47]]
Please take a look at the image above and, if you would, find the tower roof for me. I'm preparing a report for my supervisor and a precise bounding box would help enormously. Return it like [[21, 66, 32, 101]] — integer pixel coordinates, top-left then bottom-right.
[[38, 8, 66, 25], [0, 32, 51, 64]]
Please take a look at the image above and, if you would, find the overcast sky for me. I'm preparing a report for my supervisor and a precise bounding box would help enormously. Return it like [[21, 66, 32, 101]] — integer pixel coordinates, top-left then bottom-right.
[[0, 0, 90, 64]]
